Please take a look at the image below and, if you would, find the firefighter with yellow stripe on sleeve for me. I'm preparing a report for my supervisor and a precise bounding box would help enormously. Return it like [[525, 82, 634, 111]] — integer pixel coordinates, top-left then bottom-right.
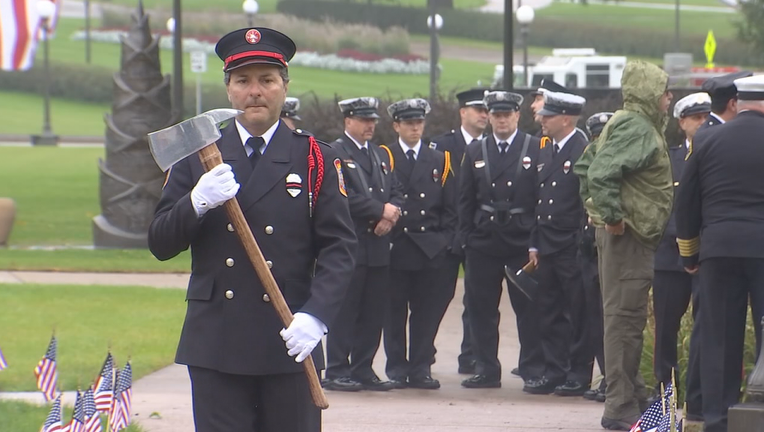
[[381, 98, 459, 390]]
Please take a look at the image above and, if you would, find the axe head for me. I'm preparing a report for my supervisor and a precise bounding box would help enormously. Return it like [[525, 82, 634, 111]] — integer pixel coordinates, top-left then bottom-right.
[[147, 108, 243, 172], [504, 264, 539, 301]]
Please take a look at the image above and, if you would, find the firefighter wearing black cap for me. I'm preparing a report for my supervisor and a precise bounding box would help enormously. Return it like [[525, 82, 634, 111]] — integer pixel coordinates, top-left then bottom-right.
[[324, 97, 405, 392], [526, 91, 591, 396], [381, 98, 458, 390], [581, 112, 613, 404], [149, 27, 357, 431], [676, 74, 764, 432], [458, 90, 544, 389], [430, 87, 489, 375], [696, 70, 752, 135]]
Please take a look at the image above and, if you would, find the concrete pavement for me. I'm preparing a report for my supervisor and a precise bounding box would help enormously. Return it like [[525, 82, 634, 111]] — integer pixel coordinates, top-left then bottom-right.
[[0, 271, 609, 431]]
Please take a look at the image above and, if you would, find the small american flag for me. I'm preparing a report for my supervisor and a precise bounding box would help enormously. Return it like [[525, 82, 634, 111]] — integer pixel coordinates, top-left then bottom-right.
[[83, 387, 102, 432], [656, 412, 682, 432], [63, 390, 86, 432], [93, 353, 114, 413], [40, 394, 63, 432], [630, 382, 673, 432], [108, 362, 132, 432], [34, 335, 58, 402], [0, 345, 7, 370]]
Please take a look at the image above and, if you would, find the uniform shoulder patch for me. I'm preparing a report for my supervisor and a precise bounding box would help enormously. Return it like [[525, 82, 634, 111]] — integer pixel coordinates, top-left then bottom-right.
[[292, 128, 314, 137], [334, 158, 347, 197]]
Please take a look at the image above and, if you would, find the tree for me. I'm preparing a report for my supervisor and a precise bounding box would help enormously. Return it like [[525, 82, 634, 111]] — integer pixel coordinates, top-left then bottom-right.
[[736, 0, 764, 64]]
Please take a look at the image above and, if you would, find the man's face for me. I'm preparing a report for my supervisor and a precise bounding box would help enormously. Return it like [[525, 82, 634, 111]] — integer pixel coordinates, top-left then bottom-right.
[[460, 105, 488, 131], [226, 64, 287, 129], [659, 90, 674, 114], [530, 94, 545, 123], [489, 110, 520, 137], [540, 114, 565, 138], [678, 112, 708, 140], [345, 116, 377, 142], [393, 118, 425, 146]]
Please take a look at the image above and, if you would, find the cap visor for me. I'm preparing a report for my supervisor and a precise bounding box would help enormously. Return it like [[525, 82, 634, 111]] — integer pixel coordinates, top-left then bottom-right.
[[226, 58, 285, 72], [537, 108, 560, 116]]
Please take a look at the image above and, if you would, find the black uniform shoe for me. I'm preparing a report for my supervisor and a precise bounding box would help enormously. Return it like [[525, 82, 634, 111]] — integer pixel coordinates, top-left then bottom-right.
[[408, 376, 440, 390], [601, 416, 638, 431], [458, 360, 476, 375], [323, 377, 363, 392], [388, 378, 408, 389], [461, 374, 501, 389], [359, 377, 395, 391], [583, 389, 598, 400], [510, 367, 521, 377], [595, 390, 606, 403], [523, 377, 562, 395], [554, 380, 588, 397]]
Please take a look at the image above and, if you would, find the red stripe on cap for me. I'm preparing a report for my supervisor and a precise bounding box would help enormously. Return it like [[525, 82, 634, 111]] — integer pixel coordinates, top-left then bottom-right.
[[224, 51, 287, 69]]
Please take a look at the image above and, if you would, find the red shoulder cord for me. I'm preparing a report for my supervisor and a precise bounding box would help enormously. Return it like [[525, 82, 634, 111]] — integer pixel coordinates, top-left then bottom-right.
[[307, 136, 324, 217]]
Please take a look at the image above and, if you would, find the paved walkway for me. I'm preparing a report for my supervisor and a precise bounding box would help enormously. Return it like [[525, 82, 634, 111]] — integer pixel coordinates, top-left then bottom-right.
[[0, 270, 609, 431]]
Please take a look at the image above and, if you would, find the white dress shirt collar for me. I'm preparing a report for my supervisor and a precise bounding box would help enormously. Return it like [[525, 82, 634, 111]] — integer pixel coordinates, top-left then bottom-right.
[[709, 112, 725, 124], [461, 126, 482, 145], [236, 119, 279, 156], [494, 129, 518, 151], [345, 131, 368, 151], [553, 129, 577, 152]]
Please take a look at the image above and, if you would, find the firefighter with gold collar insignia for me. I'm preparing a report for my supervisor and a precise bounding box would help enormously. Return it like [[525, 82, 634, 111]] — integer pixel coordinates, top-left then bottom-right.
[[381, 98, 458, 390], [676, 74, 764, 432]]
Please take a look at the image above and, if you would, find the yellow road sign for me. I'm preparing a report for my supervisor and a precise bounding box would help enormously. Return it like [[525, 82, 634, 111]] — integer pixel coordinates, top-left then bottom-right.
[[705, 30, 716, 68]]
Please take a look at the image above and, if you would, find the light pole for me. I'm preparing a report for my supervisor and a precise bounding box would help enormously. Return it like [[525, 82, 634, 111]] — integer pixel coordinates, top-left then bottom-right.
[[84, 0, 91, 63], [503, 0, 513, 90], [243, 0, 259, 27], [516, 5, 534, 87], [32, 0, 58, 146], [171, 0, 184, 123], [426, 12, 443, 102], [674, 0, 680, 51]]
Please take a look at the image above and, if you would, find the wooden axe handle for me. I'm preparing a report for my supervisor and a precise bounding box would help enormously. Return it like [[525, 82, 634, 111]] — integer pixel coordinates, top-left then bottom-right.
[[521, 261, 536, 273], [198, 144, 329, 410]]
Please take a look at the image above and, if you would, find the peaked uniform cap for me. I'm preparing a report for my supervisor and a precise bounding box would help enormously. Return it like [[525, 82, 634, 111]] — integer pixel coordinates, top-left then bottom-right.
[[673, 92, 712, 119], [338, 97, 380, 119], [701, 71, 753, 101], [456, 88, 490, 107], [484, 91, 523, 112], [734, 75, 764, 101], [281, 97, 301, 120], [387, 98, 431, 121], [530, 79, 569, 96], [585, 112, 614, 137], [537, 91, 586, 116], [216, 27, 296, 72]]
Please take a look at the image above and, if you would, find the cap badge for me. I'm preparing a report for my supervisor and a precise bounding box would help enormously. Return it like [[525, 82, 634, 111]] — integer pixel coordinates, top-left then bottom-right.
[[563, 160, 571, 174], [523, 156, 532, 170], [599, 114, 609, 123], [245, 29, 261, 44], [286, 173, 302, 197]]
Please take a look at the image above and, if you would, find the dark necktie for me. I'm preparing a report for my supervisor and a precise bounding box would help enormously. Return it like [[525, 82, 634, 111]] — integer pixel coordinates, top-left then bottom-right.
[[247, 136, 265, 169], [360, 146, 370, 165], [553, 143, 560, 155], [499, 141, 508, 155], [470, 138, 479, 145], [406, 149, 416, 175]]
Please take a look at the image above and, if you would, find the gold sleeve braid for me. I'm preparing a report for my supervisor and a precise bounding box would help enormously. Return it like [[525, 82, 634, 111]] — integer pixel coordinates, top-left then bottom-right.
[[676, 237, 700, 257], [441, 151, 451, 186], [379, 144, 394, 172]]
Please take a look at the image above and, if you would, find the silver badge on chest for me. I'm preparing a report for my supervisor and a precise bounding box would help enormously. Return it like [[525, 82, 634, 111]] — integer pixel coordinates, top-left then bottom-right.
[[286, 173, 302, 198]]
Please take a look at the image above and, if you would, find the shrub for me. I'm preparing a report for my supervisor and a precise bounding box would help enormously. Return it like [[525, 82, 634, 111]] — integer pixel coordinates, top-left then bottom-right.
[[101, 9, 412, 56]]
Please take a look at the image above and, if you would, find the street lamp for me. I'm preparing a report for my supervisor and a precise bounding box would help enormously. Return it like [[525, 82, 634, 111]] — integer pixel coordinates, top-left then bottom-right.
[[32, 0, 58, 146], [503, 0, 513, 90], [426, 12, 443, 102], [171, 0, 184, 123], [516, 5, 535, 87], [243, 0, 259, 27]]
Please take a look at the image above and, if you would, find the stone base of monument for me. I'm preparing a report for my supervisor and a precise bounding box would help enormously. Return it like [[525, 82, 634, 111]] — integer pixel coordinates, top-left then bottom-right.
[[728, 403, 764, 432], [683, 419, 703, 432], [0, 198, 16, 247], [92, 215, 148, 249], [31, 134, 59, 146]]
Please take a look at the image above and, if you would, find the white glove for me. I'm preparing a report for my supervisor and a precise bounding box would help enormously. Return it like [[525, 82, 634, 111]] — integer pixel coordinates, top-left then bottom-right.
[[280, 312, 327, 363], [190, 163, 240, 217]]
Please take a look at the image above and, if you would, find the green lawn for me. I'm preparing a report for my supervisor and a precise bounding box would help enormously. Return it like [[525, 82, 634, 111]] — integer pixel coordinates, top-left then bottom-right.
[[0, 284, 185, 392], [0, 146, 191, 272], [0, 400, 144, 432], [0, 91, 109, 136], [537, 2, 739, 38], [99, 0, 486, 14]]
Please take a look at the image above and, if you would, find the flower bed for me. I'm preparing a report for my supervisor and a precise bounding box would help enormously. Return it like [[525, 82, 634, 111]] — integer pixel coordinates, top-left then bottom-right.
[[71, 29, 429, 75]]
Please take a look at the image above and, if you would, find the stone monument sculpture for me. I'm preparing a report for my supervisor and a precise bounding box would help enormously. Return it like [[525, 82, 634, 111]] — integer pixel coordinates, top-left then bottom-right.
[[93, 1, 172, 248]]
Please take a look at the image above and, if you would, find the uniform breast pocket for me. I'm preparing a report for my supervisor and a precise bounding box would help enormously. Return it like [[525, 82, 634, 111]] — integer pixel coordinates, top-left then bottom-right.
[[186, 273, 215, 301], [283, 278, 312, 309]]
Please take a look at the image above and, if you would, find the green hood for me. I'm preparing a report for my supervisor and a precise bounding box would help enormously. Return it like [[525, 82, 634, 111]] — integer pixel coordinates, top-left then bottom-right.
[[621, 60, 669, 131]]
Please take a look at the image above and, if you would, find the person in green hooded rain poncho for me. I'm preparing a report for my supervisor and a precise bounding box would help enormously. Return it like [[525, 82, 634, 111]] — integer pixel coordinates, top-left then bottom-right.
[[574, 60, 674, 431]]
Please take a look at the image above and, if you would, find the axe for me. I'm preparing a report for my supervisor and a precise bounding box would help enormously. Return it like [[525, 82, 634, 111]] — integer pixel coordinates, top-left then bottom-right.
[[148, 109, 329, 409], [504, 261, 539, 301]]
